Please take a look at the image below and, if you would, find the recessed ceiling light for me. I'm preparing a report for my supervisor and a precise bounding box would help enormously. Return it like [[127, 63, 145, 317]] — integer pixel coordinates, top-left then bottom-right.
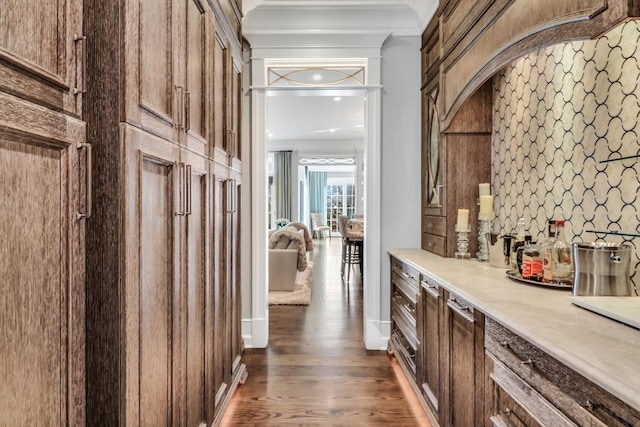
[[329, 129, 336, 133], [312, 73, 323, 82], [334, 97, 342, 102]]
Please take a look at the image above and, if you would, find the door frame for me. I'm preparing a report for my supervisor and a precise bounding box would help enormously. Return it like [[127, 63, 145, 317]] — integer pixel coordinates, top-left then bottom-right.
[[245, 48, 386, 350]]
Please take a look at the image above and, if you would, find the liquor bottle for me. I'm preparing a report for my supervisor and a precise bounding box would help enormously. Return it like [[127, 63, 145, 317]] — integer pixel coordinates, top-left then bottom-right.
[[541, 220, 558, 283], [522, 241, 543, 281], [510, 217, 526, 270], [551, 220, 573, 285]]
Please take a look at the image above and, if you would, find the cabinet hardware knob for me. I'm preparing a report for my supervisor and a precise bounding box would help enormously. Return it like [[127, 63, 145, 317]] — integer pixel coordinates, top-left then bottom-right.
[[500, 408, 512, 416], [522, 358, 534, 366]]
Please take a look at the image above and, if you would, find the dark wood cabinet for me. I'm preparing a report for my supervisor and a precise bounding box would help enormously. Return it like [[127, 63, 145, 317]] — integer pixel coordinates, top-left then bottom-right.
[[0, 1, 87, 424], [442, 291, 485, 427], [389, 257, 420, 380], [418, 275, 443, 419], [389, 257, 485, 427], [485, 318, 640, 427], [83, 0, 245, 424], [421, 81, 492, 257]]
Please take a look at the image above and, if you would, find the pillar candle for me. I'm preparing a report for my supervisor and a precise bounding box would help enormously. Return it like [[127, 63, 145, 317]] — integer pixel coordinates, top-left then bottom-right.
[[456, 208, 469, 229], [479, 183, 491, 196], [479, 195, 494, 220]]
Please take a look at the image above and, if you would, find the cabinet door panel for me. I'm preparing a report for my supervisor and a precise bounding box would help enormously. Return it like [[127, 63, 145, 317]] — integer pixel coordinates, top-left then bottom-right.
[[138, 0, 178, 136], [186, 165, 207, 427], [211, 166, 230, 412], [184, 1, 208, 155], [422, 282, 441, 412], [212, 32, 228, 158], [0, 128, 84, 426], [139, 158, 175, 427], [0, 0, 82, 115]]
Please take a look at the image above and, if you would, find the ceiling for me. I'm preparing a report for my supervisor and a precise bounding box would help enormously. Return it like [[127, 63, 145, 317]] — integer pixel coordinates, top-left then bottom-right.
[[244, 0, 438, 154], [266, 91, 366, 153]]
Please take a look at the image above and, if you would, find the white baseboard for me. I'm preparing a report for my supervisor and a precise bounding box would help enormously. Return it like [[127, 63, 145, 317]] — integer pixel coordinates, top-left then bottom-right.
[[242, 317, 268, 349]]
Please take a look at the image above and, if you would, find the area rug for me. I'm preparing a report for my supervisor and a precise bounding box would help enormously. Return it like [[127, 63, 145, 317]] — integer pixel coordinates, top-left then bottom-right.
[[269, 262, 313, 306]]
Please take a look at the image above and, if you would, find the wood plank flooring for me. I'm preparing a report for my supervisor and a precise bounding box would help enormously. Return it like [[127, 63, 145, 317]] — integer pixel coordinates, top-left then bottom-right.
[[221, 238, 431, 426]]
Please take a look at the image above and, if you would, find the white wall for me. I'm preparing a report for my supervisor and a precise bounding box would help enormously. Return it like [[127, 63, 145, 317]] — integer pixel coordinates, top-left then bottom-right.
[[380, 36, 422, 329]]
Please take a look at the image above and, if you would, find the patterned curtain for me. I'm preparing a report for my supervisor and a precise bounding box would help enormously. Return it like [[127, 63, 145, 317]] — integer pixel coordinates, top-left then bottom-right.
[[273, 151, 292, 221]]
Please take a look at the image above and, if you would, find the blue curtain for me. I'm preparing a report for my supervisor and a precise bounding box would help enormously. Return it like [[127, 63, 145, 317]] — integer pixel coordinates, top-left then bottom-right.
[[308, 170, 327, 225], [273, 151, 292, 221]]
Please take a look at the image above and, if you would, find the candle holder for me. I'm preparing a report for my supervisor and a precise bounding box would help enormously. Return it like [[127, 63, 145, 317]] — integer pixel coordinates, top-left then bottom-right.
[[455, 225, 471, 259], [477, 217, 492, 261]]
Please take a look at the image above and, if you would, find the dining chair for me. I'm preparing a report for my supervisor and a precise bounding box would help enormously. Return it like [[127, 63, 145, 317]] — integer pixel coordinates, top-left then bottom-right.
[[310, 212, 331, 239], [338, 214, 363, 282]]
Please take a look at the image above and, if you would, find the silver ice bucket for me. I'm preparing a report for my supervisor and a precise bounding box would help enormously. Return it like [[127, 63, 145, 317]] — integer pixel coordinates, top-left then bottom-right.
[[572, 242, 632, 296]]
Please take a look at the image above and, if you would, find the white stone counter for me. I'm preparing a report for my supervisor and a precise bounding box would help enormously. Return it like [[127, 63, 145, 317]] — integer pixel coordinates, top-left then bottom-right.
[[388, 248, 640, 411]]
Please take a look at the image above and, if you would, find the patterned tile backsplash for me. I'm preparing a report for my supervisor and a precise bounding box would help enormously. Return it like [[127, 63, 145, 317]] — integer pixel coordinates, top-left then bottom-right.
[[492, 20, 640, 294]]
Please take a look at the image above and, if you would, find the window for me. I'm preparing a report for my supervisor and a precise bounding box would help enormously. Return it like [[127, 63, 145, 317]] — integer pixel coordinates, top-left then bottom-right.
[[326, 179, 356, 233]]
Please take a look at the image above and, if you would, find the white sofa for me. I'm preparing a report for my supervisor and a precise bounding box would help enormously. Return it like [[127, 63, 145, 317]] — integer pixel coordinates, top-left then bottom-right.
[[268, 223, 312, 291]]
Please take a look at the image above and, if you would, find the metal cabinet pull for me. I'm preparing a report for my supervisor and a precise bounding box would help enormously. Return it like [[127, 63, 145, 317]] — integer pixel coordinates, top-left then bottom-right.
[[184, 91, 191, 132], [73, 35, 87, 95], [175, 85, 184, 129], [77, 142, 92, 219], [185, 164, 192, 215], [447, 297, 474, 322], [175, 162, 185, 216]]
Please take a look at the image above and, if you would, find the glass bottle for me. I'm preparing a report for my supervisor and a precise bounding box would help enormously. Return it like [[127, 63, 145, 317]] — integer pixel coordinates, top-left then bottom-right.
[[541, 220, 558, 283], [522, 241, 542, 281], [510, 217, 526, 270], [551, 220, 573, 285]]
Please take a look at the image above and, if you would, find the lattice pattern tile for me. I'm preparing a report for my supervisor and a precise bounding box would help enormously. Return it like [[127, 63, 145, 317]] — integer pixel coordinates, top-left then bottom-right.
[[492, 21, 640, 294]]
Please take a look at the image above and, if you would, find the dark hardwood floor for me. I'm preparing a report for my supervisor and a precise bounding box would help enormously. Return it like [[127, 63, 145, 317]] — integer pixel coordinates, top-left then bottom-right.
[[221, 238, 431, 426]]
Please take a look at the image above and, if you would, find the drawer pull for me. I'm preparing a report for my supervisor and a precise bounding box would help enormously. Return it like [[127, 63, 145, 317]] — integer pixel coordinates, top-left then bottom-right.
[[580, 399, 629, 426], [498, 339, 537, 368], [500, 408, 512, 416], [580, 400, 594, 411], [403, 303, 415, 313], [402, 271, 414, 280], [521, 358, 534, 367]]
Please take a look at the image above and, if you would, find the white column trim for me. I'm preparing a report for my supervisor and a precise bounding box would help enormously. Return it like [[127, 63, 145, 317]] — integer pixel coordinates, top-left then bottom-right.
[[248, 85, 269, 348]]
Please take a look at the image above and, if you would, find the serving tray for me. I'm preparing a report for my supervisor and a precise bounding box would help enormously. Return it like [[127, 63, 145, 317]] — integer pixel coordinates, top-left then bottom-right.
[[505, 270, 573, 289]]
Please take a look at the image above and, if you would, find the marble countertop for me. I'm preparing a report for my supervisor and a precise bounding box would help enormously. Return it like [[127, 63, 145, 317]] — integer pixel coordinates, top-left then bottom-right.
[[388, 248, 640, 411]]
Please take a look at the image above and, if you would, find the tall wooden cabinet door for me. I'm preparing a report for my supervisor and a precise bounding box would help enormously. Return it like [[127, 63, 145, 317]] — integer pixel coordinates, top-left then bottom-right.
[[211, 29, 229, 161], [209, 161, 230, 415], [0, 0, 84, 116], [182, 1, 209, 156], [228, 58, 242, 161], [227, 174, 243, 374], [182, 150, 209, 427], [123, 125, 181, 426], [127, 0, 180, 140], [0, 100, 86, 426], [420, 278, 442, 419], [443, 292, 485, 427]]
